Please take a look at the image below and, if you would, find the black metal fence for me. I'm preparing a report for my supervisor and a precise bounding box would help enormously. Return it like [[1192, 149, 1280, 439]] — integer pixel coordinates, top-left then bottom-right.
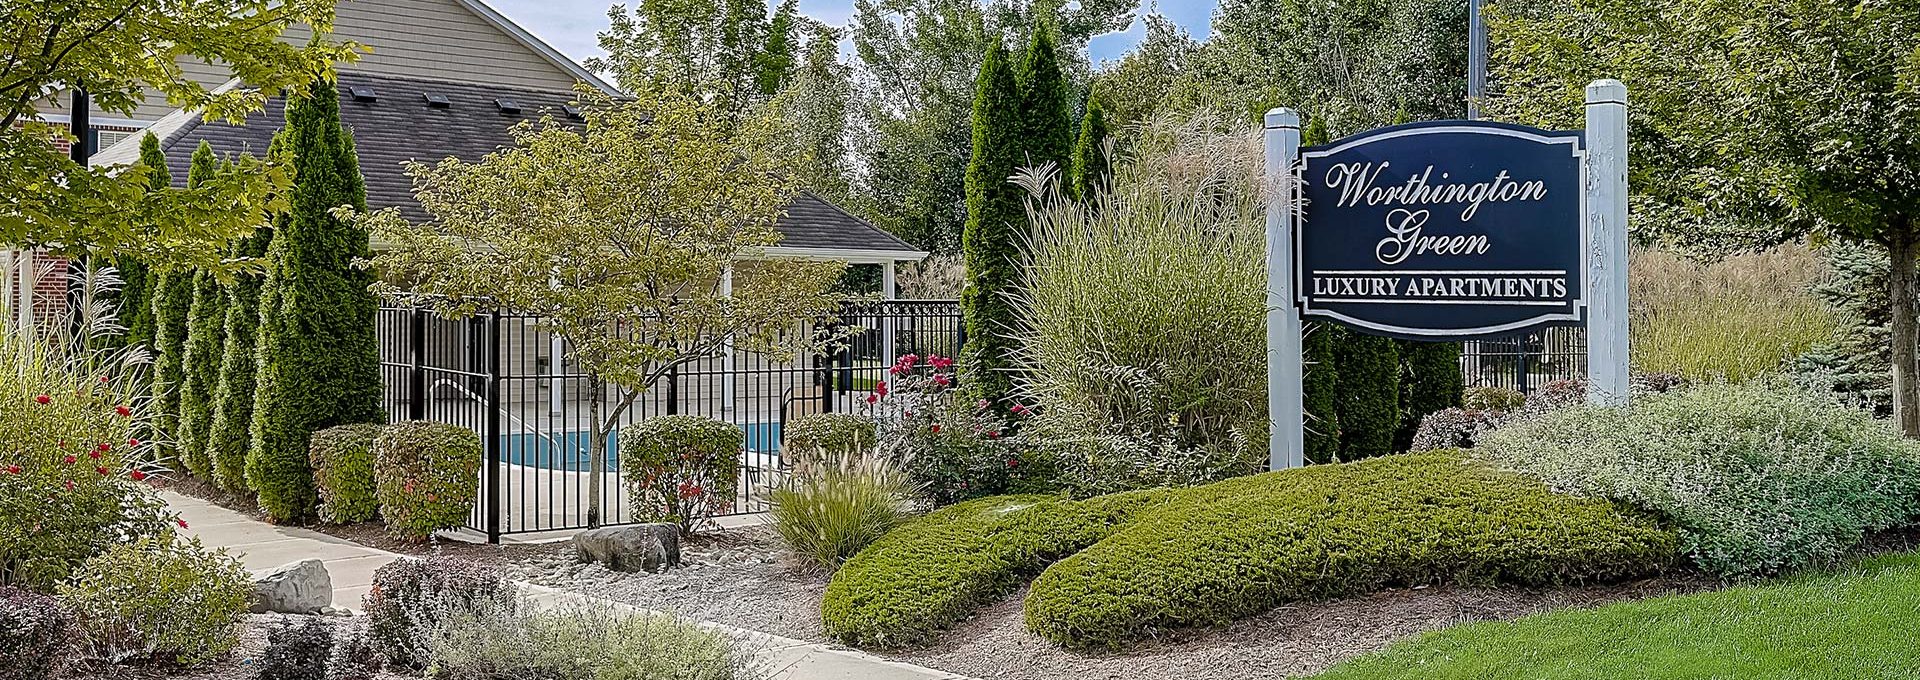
[[377, 299, 964, 541], [1458, 326, 1587, 393]]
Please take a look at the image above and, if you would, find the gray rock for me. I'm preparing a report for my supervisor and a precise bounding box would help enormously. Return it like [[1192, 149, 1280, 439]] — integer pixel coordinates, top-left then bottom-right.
[[573, 524, 681, 573], [249, 559, 332, 614]]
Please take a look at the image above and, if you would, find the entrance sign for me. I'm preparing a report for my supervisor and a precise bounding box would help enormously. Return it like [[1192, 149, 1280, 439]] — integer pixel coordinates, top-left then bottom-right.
[[1262, 79, 1631, 472], [1298, 122, 1584, 339]]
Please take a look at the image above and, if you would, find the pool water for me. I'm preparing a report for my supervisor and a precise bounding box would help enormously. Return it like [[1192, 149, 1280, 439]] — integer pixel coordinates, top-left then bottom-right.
[[500, 421, 783, 471]]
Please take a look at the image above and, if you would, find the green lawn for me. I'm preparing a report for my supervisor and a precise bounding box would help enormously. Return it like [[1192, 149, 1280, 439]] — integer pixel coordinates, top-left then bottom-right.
[[1311, 550, 1920, 680]]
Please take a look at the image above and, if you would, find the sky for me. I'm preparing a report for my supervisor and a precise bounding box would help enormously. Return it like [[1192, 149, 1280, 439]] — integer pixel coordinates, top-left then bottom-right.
[[485, 0, 1220, 70]]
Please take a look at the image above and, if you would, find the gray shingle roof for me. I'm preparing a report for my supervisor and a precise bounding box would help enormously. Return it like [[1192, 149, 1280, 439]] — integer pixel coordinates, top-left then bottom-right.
[[140, 72, 920, 257]]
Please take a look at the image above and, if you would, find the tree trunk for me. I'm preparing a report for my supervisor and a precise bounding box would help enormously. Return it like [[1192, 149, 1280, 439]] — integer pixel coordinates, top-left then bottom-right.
[[1889, 228, 1920, 436], [587, 374, 605, 527]]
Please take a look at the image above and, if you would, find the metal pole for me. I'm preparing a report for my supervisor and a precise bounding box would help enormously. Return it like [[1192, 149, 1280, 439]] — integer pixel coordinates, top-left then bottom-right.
[[484, 312, 503, 542], [720, 265, 735, 420], [1584, 80, 1630, 405], [408, 308, 426, 421], [1467, 0, 1487, 119], [1263, 108, 1305, 471]]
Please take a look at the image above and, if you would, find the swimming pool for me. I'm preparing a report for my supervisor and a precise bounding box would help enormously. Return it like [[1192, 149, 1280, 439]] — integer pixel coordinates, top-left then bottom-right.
[[500, 421, 783, 471]]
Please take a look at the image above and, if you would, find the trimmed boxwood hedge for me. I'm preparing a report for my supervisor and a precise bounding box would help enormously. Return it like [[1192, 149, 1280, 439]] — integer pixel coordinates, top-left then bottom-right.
[[781, 413, 877, 465], [821, 489, 1171, 648], [1023, 451, 1678, 649], [373, 421, 481, 541], [310, 423, 385, 525]]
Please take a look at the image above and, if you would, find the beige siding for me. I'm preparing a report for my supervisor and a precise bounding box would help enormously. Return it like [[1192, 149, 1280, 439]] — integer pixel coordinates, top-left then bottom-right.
[[70, 0, 587, 131]]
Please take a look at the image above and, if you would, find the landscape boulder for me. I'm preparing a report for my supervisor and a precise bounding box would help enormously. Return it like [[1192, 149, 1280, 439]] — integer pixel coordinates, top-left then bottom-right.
[[573, 524, 681, 573], [250, 559, 332, 614]]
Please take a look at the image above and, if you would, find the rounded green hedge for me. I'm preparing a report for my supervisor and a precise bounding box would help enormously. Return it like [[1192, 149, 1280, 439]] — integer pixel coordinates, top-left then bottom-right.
[[781, 413, 877, 466], [821, 489, 1171, 648], [1023, 451, 1677, 649], [373, 421, 481, 541], [310, 423, 386, 525], [621, 415, 742, 534]]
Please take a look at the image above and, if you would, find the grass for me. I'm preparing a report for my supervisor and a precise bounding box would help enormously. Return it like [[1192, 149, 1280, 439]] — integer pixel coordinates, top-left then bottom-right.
[[1630, 245, 1843, 381], [1310, 549, 1920, 680]]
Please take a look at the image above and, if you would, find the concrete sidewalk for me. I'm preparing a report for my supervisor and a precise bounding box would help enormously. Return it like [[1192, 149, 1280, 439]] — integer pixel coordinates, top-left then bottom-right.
[[163, 491, 966, 680]]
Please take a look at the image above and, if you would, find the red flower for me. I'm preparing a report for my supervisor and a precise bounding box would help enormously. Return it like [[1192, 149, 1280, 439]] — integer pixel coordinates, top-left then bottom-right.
[[986, 430, 1000, 439], [88, 450, 101, 460], [1006, 457, 1018, 468], [57, 440, 67, 448], [404, 481, 416, 493], [115, 405, 131, 417], [63, 480, 75, 491], [129, 470, 147, 481], [176, 519, 189, 529], [33, 395, 49, 404], [865, 393, 879, 404], [4, 465, 19, 475], [98, 376, 109, 383], [127, 438, 141, 447], [932, 373, 951, 387], [930, 424, 942, 434], [63, 455, 76, 464], [95, 466, 109, 476], [874, 380, 889, 397], [96, 443, 110, 452], [1009, 404, 1026, 414], [928, 355, 953, 369]]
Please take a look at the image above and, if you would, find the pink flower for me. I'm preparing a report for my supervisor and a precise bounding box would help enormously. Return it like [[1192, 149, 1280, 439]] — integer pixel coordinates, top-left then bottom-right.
[[95, 466, 109, 476], [62, 455, 76, 464], [1010, 404, 1026, 414], [928, 355, 953, 369], [874, 381, 889, 397], [33, 395, 49, 404], [98, 376, 109, 384], [865, 393, 879, 404], [63, 480, 75, 491], [932, 373, 951, 387], [975, 399, 990, 409]]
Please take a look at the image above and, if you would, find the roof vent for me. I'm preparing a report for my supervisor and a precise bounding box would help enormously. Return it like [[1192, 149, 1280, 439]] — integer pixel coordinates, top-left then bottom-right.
[[494, 98, 521, 114], [348, 86, 377, 103], [423, 92, 451, 108], [562, 104, 584, 121]]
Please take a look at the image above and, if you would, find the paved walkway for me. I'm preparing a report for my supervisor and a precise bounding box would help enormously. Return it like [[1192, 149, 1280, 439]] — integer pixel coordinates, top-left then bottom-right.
[[164, 492, 966, 680]]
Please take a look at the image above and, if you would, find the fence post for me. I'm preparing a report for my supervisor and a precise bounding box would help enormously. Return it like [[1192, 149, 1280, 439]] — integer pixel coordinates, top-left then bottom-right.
[[821, 319, 837, 414], [408, 307, 426, 421], [1514, 335, 1531, 393], [484, 311, 503, 543], [664, 363, 680, 416]]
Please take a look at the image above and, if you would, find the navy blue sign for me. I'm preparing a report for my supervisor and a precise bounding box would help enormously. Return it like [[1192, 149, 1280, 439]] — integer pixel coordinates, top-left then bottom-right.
[[1298, 121, 1586, 339]]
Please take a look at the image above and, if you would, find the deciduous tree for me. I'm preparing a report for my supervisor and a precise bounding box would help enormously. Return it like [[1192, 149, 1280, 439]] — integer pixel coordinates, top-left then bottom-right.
[[364, 88, 848, 528]]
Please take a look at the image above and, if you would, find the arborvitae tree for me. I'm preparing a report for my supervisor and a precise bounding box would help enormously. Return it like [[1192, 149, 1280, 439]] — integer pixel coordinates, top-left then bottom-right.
[[208, 132, 286, 492], [248, 84, 384, 522], [959, 39, 1024, 410], [1069, 94, 1109, 201], [116, 133, 166, 350], [178, 180, 233, 480], [150, 141, 214, 470], [1335, 331, 1400, 459], [1303, 322, 1342, 464], [1015, 19, 1074, 176], [1394, 339, 1463, 451]]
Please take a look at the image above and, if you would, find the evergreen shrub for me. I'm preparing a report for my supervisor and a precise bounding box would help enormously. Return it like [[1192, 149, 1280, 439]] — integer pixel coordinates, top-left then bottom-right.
[[258, 617, 335, 680], [311, 423, 386, 525], [1482, 381, 1920, 577], [621, 415, 743, 534], [371, 421, 480, 541], [781, 412, 876, 466], [820, 490, 1172, 648], [1022, 452, 1676, 649]]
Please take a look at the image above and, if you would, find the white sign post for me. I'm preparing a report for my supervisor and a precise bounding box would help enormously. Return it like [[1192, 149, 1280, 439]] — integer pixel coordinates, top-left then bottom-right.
[[1584, 79, 1631, 405], [1264, 108, 1305, 471]]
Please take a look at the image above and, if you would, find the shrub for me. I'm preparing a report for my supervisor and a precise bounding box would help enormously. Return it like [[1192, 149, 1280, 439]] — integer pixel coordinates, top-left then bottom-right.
[[57, 534, 251, 666], [821, 490, 1172, 648], [258, 617, 335, 680], [177, 268, 227, 481], [363, 556, 514, 670], [1480, 381, 1920, 577], [1462, 385, 1525, 411], [781, 413, 876, 466], [621, 415, 743, 534], [1027, 418, 1259, 498], [1631, 245, 1841, 382], [864, 357, 1043, 505], [312, 423, 385, 525], [1022, 452, 1677, 649], [0, 331, 172, 590], [0, 586, 75, 680], [328, 624, 381, 680], [373, 421, 481, 541], [423, 597, 762, 680], [1408, 407, 1505, 451], [770, 454, 912, 570], [1012, 111, 1268, 475]]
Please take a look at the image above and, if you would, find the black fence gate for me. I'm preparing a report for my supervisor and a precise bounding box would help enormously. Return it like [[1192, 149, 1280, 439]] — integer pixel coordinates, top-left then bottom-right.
[[1458, 326, 1587, 394], [377, 299, 963, 541]]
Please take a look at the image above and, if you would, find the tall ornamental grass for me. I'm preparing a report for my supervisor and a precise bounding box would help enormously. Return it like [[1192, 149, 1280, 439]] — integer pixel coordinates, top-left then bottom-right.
[[1480, 380, 1920, 578], [1011, 112, 1268, 490], [769, 449, 912, 571], [1630, 245, 1842, 381]]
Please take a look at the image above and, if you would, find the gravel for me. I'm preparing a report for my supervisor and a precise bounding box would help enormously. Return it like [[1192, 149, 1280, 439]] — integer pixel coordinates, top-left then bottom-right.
[[62, 614, 411, 680], [511, 527, 1721, 680]]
